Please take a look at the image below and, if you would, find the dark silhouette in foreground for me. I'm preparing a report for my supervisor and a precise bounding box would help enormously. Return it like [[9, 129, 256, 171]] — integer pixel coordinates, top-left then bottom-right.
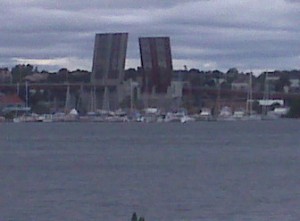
[[131, 212, 137, 221], [131, 212, 145, 221]]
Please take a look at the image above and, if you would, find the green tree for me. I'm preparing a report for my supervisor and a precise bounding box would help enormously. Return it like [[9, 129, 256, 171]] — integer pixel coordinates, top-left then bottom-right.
[[274, 75, 290, 92], [11, 64, 34, 83], [226, 68, 239, 84], [287, 98, 300, 118]]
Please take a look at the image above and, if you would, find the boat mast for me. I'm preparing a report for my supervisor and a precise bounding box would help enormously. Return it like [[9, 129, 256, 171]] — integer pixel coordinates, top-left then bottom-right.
[[262, 71, 269, 116], [65, 83, 70, 113], [246, 72, 253, 115], [102, 86, 110, 111], [215, 77, 221, 118], [89, 85, 96, 112], [25, 81, 29, 108], [17, 82, 20, 96], [90, 87, 94, 112], [130, 79, 134, 111]]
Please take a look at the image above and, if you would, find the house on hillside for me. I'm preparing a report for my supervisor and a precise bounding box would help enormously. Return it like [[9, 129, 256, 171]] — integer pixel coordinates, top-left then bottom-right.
[[265, 71, 281, 92], [231, 75, 249, 91], [0, 93, 30, 115], [289, 78, 300, 92], [288, 74, 300, 92], [23, 73, 49, 83], [0, 68, 12, 83]]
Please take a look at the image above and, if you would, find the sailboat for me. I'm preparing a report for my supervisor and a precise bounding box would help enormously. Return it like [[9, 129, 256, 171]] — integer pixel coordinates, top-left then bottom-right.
[[244, 72, 260, 120], [80, 86, 102, 122], [216, 78, 235, 121], [231, 72, 260, 121], [12, 82, 33, 122], [53, 84, 79, 122], [87, 86, 97, 115], [260, 71, 278, 120]]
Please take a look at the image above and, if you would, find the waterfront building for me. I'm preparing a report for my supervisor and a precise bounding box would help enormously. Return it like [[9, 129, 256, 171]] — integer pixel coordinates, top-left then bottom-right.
[[139, 37, 173, 94], [91, 32, 128, 110], [0, 93, 29, 115]]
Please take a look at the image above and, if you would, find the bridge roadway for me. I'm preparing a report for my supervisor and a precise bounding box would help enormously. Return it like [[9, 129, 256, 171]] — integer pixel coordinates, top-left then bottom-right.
[[0, 83, 115, 92], [1, 83, 300, 100], [183, 86, 300, 100]]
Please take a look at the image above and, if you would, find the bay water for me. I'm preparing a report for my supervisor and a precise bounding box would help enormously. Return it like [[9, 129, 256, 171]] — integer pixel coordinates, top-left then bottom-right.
[[0, 120, 300, 221]]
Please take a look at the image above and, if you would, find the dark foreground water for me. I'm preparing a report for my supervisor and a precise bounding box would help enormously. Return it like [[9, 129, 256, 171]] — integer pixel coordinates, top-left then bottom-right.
[[0, 120, 300, 221]]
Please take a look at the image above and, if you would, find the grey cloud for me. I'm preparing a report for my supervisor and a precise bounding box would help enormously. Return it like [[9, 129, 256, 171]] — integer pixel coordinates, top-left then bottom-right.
[[25, 0, 202, 10], [0, 0, 300, 72], [285, 0, 300, 3]]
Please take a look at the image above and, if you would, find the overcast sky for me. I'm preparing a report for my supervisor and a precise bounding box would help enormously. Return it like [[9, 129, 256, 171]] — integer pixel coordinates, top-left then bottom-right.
[[1, 0, 300, 73]]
